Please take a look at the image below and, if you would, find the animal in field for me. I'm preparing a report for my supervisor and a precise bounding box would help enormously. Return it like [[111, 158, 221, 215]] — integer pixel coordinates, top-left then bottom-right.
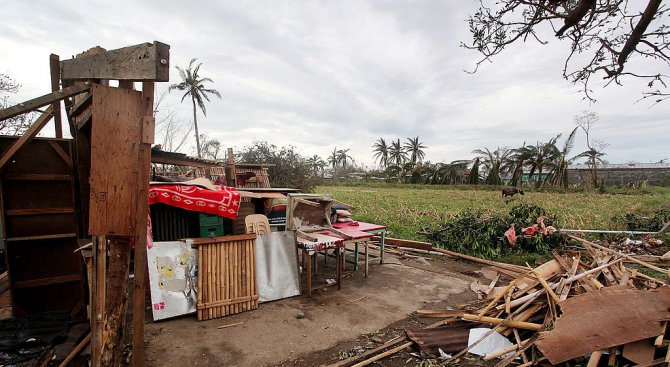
[[502, 187, 524, 198]]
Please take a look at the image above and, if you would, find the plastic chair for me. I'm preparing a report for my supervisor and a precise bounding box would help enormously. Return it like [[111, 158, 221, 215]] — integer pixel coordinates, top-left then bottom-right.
[[245, 214, 271, 235]]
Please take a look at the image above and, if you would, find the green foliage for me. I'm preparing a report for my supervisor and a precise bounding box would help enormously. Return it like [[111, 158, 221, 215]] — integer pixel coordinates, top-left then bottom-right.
[[240, 140, 318, 192], [612, 207, 670, 232], [423, 203, 566, 259]]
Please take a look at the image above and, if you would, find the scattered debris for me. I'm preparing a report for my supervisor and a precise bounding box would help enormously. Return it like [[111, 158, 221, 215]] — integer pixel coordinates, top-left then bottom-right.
[[327, 235, 670, 367], [216, 322, 244, 330]]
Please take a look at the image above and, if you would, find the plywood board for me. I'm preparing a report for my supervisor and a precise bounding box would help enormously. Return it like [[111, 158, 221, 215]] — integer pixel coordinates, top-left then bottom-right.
[[88, 84, 143, 236], [536, 286, 670, 364]]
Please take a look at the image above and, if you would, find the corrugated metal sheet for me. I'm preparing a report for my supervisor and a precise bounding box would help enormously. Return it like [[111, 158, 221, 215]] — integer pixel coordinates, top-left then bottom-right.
[[405, 322, 473, 357]]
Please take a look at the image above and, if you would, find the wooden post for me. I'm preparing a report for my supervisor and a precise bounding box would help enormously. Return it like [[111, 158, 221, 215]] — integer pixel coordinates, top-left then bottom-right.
[[226, 147, 236, 187], [132, 82, 154, 367], [100, 237, 131, 367], [50, 54, 63, 138], [91, 235, 106, 367]]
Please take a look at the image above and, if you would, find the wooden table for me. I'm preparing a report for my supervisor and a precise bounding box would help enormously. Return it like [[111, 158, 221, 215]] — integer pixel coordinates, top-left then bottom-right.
[[296, 233, 345, 297], [332, 221, 388, 270]]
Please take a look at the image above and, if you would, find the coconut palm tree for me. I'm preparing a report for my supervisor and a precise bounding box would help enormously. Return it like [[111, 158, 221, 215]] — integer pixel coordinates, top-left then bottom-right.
[[336, 148, 352, 168], [328, 148, 339, 171], [388, 139, 408, 167], [550, 127, 579, 188], [472, 147, 511, 185], [306, 155, 326, 177], [522, 136, 561, 188], [404, 136, 427, 165], [169, 58, 221, 158], [372, 138, 389, 169]]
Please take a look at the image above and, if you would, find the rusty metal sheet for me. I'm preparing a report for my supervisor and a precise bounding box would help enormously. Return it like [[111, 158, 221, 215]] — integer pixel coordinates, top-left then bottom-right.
[[536, 286, 670, 364], [405, 322, 472, 357]]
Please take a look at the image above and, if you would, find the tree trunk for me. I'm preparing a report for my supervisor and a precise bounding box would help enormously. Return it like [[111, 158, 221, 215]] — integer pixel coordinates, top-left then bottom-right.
[[191, 95, 201, 158]]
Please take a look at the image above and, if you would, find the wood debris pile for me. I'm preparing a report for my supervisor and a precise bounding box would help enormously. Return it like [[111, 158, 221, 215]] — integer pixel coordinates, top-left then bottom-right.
[[328, 235, 670, 367]]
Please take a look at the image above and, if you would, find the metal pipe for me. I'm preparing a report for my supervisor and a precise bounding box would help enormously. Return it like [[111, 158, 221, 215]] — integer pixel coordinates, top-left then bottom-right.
[[559, 229, 657, 235]]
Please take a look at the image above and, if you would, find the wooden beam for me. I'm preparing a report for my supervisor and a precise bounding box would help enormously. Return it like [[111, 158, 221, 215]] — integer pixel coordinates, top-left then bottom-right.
[[50, 54, 63, 138], [60, 41, 170, 82], [132, 81, 154, 367], [0, 106, 55, 170], [0, 84, 89, 122]]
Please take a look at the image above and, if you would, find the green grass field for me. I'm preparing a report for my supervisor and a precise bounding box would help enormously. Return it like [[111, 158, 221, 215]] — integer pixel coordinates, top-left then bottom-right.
[[317, 184, 670, 242]]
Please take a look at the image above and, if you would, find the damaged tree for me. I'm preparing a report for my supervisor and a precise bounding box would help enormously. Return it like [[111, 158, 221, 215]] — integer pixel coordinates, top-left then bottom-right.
[[465, 0, 670, 102]]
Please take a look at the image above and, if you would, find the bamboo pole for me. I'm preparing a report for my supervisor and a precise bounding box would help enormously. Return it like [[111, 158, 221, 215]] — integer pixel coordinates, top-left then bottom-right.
[[462, 314, 543, 330], [350, 342, 412, 367]]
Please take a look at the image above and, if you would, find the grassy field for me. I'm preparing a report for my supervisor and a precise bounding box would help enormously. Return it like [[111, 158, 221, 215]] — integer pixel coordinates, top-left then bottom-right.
[[317, 184, 670, 242]]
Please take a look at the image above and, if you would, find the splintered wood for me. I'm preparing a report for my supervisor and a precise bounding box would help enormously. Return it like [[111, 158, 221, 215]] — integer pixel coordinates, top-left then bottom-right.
[[328, 236, 670, 367], [431, 237, 670, 367]]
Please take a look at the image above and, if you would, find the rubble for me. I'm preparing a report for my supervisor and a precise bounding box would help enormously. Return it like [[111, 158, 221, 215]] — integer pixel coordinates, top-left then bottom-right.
[[330, 235, 670, 367]]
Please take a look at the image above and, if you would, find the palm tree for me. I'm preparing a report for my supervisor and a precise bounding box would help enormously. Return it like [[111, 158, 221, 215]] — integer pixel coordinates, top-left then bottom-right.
[[574, 147, 607, 186], [169, 58, 221, 158], [472, 147, 511, 185], [388, 139, 408, 167], [404, 136, 427, 165], [328, 148, 339, 171], [306, 155, 326, 177], [372, 138, 389, 169], [550, 127, 579, 188], [522, 136, 560, 188], [336, 148, 352, 168]]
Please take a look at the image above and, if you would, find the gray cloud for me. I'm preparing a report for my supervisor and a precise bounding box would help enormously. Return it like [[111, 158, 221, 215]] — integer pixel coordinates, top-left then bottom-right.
[[1, 0, 668, 165]]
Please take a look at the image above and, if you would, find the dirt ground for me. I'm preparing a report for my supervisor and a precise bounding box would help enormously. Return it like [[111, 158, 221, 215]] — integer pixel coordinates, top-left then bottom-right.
[[142, 250, 484, 367]]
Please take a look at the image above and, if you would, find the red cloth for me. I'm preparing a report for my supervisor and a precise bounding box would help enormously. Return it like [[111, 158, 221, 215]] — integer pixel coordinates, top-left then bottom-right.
[[148, 184, 241, 219]]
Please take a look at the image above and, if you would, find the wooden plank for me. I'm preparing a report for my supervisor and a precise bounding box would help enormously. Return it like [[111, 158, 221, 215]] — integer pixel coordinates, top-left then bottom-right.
[[536, 286, 670, 364], [12, 274, 81, 289], [132, 81, 154, 367], [67, 92, 91, 118], [48, 141, 73, 168], [189, 234, 257, 245], [49, 54, 63, 138], [623, 338, 656, 365], [60, 41, 170, 81], [88, 84, 143, 236], [5, 208, 75, 216], [2, 173, 71, 181], [0, 83, 89, 122], [462, 314, 543, 330], [0, 106, 55, 170], [372, 236, 432, 251], [6, 233, 77, 241]]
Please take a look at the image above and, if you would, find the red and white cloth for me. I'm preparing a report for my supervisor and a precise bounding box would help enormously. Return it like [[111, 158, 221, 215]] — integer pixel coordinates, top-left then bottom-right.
[[148, 184, 241, 219]]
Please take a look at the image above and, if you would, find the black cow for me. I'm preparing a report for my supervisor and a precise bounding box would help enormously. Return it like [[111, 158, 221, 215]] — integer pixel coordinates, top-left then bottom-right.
[[502, 187, 524, 198]]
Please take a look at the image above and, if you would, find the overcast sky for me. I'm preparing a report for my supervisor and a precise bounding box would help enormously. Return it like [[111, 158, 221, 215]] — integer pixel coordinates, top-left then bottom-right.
[[1, 1, 668, 168]]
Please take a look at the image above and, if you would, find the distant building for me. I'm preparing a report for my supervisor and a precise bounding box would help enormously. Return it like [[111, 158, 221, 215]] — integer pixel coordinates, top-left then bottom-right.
[[567, 163, 670, 187]]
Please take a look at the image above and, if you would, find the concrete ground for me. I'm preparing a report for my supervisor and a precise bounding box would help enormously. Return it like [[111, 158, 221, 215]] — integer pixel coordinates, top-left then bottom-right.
[[143, 251, 481, 367]]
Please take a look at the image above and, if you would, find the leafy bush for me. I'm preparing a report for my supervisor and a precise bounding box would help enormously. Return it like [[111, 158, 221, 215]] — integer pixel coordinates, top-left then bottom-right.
[[426, 203, 566, 259], [612, 207, 670, 232]]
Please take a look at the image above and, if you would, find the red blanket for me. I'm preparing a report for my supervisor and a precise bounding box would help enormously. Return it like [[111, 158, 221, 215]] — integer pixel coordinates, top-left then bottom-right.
[[148, 184, 241, 219]]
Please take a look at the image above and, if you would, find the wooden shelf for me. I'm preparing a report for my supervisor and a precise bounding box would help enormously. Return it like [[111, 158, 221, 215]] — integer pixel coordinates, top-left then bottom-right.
[[5, 208, 75, 216], [3, 173, 72, 181], [6, 233, 77, 242], [12, 274, 81, 289]]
